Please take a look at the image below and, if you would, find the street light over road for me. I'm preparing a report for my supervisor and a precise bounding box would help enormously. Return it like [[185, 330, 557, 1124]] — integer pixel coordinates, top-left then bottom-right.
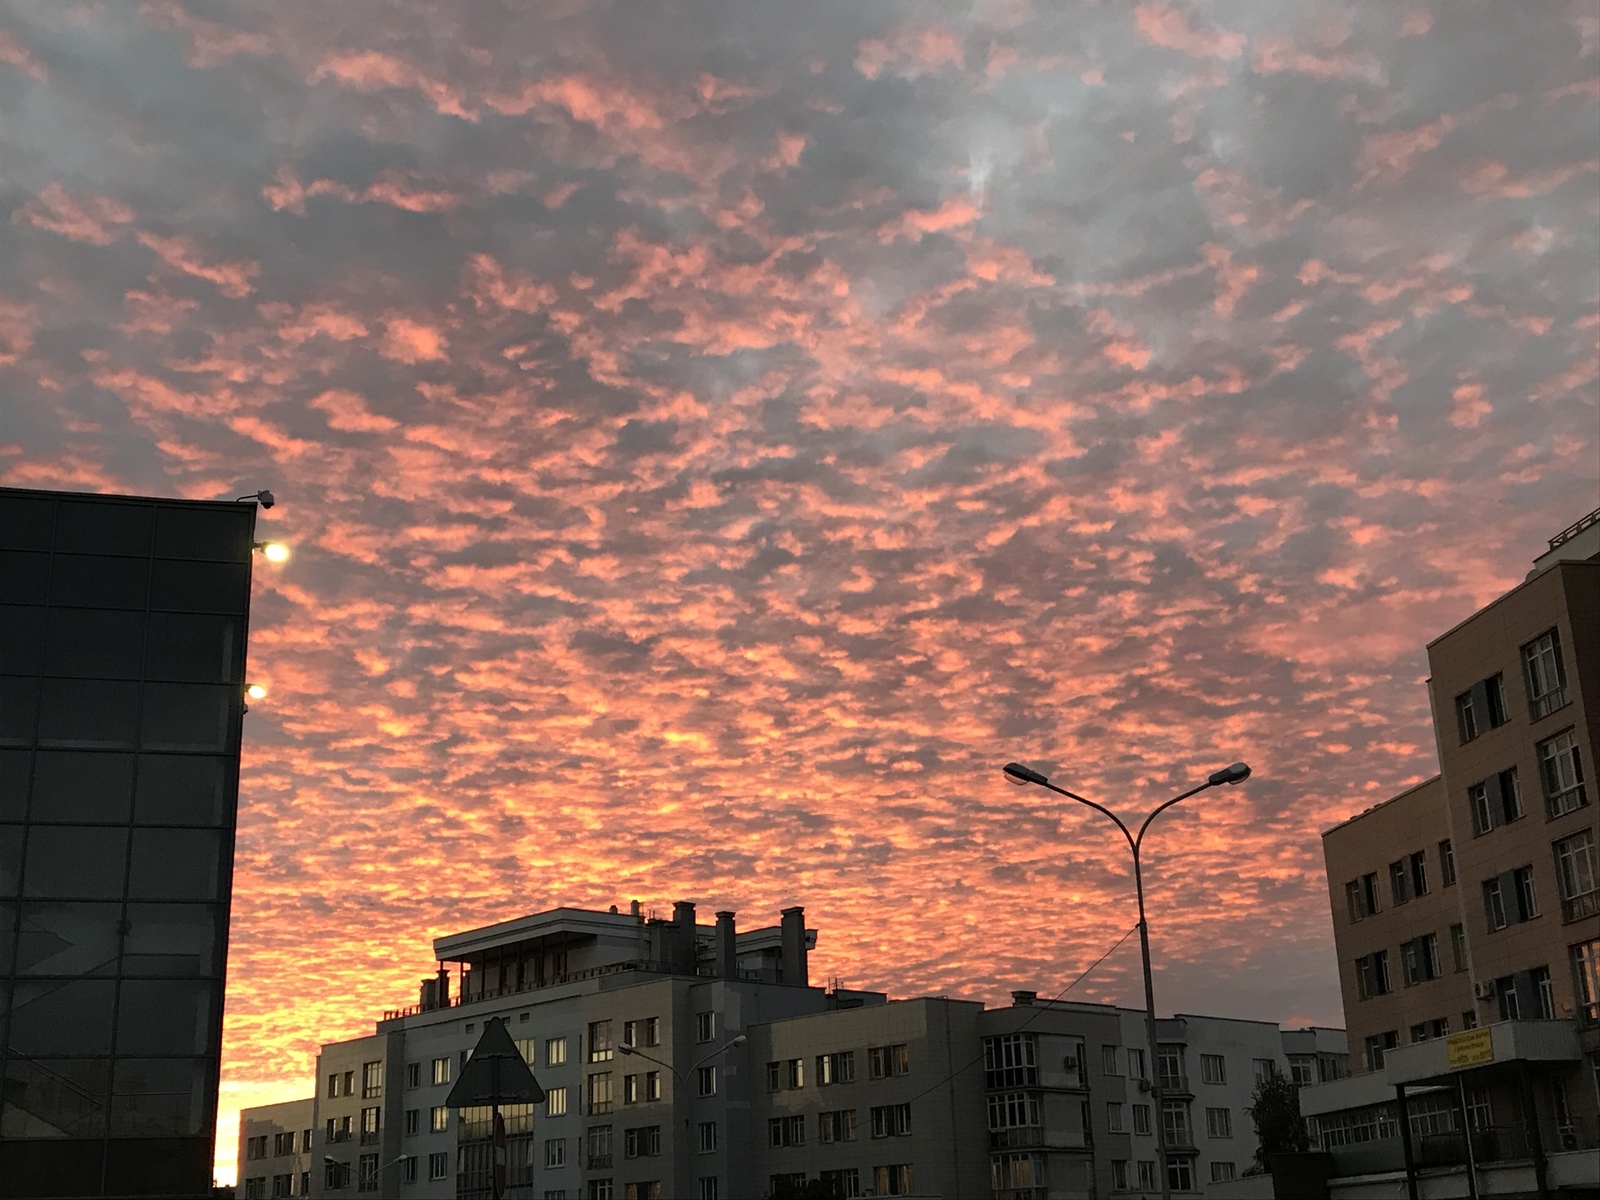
[[1001, 759, 1251, 1200]]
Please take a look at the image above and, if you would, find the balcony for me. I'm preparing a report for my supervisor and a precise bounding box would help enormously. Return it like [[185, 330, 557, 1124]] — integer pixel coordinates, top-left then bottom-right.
[[1157, 1073, 1190, 1096]]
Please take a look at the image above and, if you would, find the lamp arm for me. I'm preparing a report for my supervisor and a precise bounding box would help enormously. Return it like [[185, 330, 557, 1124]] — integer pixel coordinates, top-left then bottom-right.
[[1039, 779, 1136, 855], [1134, 780, 1214, 853]]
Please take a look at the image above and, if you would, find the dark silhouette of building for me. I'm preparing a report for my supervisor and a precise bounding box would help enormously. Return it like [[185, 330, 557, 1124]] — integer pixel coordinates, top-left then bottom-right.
[[0, 486, 260, 1198]]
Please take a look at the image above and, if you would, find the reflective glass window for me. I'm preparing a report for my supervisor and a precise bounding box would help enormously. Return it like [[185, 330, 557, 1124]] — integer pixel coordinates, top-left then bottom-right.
[[44, 609, 146, 679], [140, 683, 234, 752], [23, 826, 128, 899], [0, 605, 46, 673], [0, 494, 55, 550], [145, 614, 242, 683], [0, 1055, 112, 1139], [0, 550, 50, 603], [0, 676, 38, 747], [0, 824, 21, 895], [134, 755, 229, 825], [37, 679, 139, 748], [121, 903, 221, 977], [29, 751, 136, 823], [154, 506, 253, 562], [110, 1057, 211, 1136], [0, 901, 13, 972], [149, 560, 249, 614], [8, 979, 117, 1054], [49, 554, 150, 609], [114, 980, 214, 1055], [55, 501, 153, 555], [14, 902, 123, 976], [128, 828, 223, 900], [0, 749, 29, 820]]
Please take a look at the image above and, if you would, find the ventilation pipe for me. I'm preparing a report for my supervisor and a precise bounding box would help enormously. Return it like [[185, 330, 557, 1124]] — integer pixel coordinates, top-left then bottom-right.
[[780, 906, 808, 986], [673, 900, 698, 973], [715, 912, 737, 978]]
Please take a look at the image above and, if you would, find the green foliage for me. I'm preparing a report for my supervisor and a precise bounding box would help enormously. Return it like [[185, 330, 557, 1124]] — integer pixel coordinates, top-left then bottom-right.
[[1245, 1069, 1310, 1170]]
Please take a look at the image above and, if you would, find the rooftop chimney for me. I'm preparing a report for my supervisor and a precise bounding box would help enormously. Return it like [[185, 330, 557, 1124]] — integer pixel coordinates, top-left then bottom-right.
[[673, 900, 698, 973], [630, 900, 641, 919], [715, 911, 737, 978], [779, 906, 808, 986], [1011, 990, 1037, 1007]]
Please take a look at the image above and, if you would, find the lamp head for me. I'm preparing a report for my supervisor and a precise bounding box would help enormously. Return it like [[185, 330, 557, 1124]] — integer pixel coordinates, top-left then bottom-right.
[[727, 1034, 748, 1048], [1003, 762, 1049, 787], [237, 489, 275, 509], [246, 684, 267, 701], [1208, 762, 1251, 786], [255, 541, 290, 563], [618, 1042, 636, 1055]]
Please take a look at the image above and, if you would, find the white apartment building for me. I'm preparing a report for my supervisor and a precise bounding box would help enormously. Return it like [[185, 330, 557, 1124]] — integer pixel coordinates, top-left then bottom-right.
[[259, 900, 1344, 1199], [238, 1097, 315, 1199]]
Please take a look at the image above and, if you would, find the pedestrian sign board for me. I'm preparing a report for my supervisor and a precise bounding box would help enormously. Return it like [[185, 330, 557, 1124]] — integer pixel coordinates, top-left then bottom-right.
[[446, 1016, 546, 1107], [1445, 1026, 1494, 1069]]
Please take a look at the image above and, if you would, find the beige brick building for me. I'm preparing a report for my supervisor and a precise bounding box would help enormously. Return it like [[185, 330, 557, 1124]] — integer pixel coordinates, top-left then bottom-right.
[[1306, 510, 1600, 1199]]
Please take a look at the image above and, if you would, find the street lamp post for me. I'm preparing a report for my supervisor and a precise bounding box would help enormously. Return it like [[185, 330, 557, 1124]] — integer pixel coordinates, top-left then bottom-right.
[[1002, 760, 1251, 1200], [619, 1034, 747, 1196]]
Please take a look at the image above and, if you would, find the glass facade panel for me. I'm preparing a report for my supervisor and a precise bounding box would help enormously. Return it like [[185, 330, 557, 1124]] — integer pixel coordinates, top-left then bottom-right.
[[121, 904, 221, 977], [0, 487, 255, 1199], [15, 902, 123, 976], [133, 756, 229, 825], [44, 610, 146, 679], [128, 829, 224, 900], [29, 752, 136, 823], [144, 614, 242, 684], [37, 679, 140, 749], [23, 827, 128, 899], [139, 684, 234, 753], [0, 605, 46, 673], [49, 555, 150, 610], [8, 979, 117, 1054], [114, 981, 214, 1055]]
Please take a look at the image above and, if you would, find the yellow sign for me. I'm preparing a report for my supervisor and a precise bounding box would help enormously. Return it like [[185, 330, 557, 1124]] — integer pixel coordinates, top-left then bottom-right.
[[1446, 1027, 1494, 1068]]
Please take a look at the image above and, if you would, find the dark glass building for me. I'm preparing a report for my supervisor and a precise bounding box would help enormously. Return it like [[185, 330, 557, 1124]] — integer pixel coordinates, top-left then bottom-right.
[[0, 487, 259, 1198]]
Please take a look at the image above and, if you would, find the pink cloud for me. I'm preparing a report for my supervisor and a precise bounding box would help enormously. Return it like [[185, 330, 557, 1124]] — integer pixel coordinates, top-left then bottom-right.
[[379, 315, 448, 363], [135, 231, 260, 297], [855, 24, 967, 79], [309, 389, 398, 432], [1133, 4, 1245, 59], [13, 182, 135, 245]]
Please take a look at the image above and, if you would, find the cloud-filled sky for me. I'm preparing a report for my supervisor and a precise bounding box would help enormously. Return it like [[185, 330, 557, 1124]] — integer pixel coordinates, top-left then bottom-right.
[[1, 0, 1596, 1183]]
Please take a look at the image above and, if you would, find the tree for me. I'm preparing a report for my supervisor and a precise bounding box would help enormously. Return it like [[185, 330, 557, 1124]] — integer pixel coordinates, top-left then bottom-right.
[[1246, 1069, 1310, 1172]]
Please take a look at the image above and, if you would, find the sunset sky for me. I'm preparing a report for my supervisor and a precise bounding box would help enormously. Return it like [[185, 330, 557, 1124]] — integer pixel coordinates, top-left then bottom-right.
[[1, 0, 1596, 1184]]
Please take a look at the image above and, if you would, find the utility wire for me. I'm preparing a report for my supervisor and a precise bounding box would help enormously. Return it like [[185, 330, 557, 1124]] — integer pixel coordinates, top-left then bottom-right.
[[905, 921, 1140, 1107]]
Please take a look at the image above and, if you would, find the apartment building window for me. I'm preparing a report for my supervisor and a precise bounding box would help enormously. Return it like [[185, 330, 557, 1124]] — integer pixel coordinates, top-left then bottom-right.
[[545, 1138, 565, 1168], [359, 1107, 380, 1145], [1137, 1161, 1158, 1190], [1461, 1009, 1478, 1030], [1515, 866, 1540, 920], [1346, 872, 1381, 921], [1168, 1159, 1195, 1192], [428, 1153, 448, 1181], [623, 1075, 638, 1104], [432, 1057, 450, 1085], [786, 1058, 804, 1088], [1364, 1031, 1398, 1071], [697, 1121, 717, 1152], [1132, 1104, 1152, 1135], [588, 1021, 614, 1063], [765, 1062, 781, 1092], [1107, 1101, 1125, 1132], [588, 1183, 615, 1200], [356, 1153, 378, 1192], [1390, 859, 1412, 905], [645, 1071, 660, 1101], [696, 1066, 717, 1096], [643, 1016, 660, 1046], [428, 1106, 448, 1133], [1409, 850, 1429, 896], [587, 1125, 613, 1170], [1456, 689, 1479, 743], [622, 1020, 638, 1048], [1523, 628, 1568, 719], [1212, 1162, 1237, 1184], [1158, 1046, 1186, 1090], [1409, 1018, 1448, 1043], [304, 1129, 314, 1153], [982, 1034, 1034, 1087], [1471, 770, 1523, 834], [327, 1074, 339, 1099], [870, 1043, 911, 1079], [546, 1087, 567, 1117], [1440, 839, 1457, 886], [323, 1160, 347, 1191], [817, 1050, 855, 1084], [243, 1180, 266, 1200], [343, 1071, 355, 1096], [695, 1012, 715, 1042], [1539, 729, 1589, 818], [1402, 933, 1441, 984], [819, 1109, 857, 1143], [361, 1061, 383, 1099], [1290, 1056, 1317, 1085], [588, 1072, 614, 1115], [625, 1187, 660, 1200], [1206, 1107, 1232, 1138], [1555, 829, 1599, 922], [1533, 966, 1555, 1019], [406, 1062, 421, 1089], [623, 1126, 661, 1158], [1572, 939, 1600, 1023], [873, 1165, 915, 1196], [1252, 1058, 1278, 1085], [767, 1115, 805, 1147], [990, 1153, 1044, 1190], [871, 1103, 912, 1138], [1484, 878, 1509, 930], [547, 1037, 568, 1066], [1128, 1048, 1146, 1080], [819, 1169, 859, 1198], [327, 1116, 352, 1143], [1112, 1161, 1130, 1190], [1102, 1045, 1120, 1075], [769, 1175, 807, 1196], [402, 1158, 417, 1185], [1451, 924, 1468, 972], [698, 1179, 721, 1200], [1357, 950, 1391, 998], [1495, 976, 1520, 1020], [274, 1131, 295, 1155]]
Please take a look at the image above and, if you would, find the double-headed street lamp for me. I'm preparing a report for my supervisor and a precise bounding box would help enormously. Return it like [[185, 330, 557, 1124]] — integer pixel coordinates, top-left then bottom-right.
[[619, 1035, 747, 1191], [1002, 760, 1251, 1200]]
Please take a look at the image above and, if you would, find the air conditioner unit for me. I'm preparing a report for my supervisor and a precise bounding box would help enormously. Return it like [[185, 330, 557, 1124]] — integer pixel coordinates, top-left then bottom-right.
[[1473, 981, 1495, 1000]]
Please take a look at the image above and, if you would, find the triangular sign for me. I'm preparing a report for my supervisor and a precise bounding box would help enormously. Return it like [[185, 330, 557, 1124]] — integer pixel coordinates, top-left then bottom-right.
[[445, 1016, 546, 1107]]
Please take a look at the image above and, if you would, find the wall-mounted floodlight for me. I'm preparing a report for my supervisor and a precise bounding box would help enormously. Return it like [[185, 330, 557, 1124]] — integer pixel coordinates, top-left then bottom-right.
[[236, 489, 275, 508], [246, 684, 267, 701], [253, 541, 290, 563]]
